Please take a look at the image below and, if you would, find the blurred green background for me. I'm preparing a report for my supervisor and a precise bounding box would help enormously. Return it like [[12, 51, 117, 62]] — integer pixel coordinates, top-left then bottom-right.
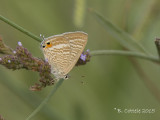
[[0, 0, 160, 119]]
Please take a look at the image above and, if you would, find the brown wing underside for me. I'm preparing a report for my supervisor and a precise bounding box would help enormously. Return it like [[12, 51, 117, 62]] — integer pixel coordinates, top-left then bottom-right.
[[63, 32, 88, 75], [46, 35, 71, 76], [44, 31, 88, 77]]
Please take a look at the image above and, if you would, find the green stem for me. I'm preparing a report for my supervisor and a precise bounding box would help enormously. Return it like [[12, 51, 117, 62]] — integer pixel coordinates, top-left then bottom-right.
[[26, 79, 64, 120], [90, 50, 160, 63], [0, 15, 42, 43]]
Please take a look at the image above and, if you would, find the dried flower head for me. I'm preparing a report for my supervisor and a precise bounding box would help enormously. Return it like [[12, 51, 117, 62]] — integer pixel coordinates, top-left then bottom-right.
[[80, 54, 86, 61], [76, 49, 91, 66], [18, 41, 22, 46], [0, 37, 13, 54], [13, 50, 16, 54], [0, 115, 5, 120], [0, 39, 55, 91], [8, 60, 11, 63]]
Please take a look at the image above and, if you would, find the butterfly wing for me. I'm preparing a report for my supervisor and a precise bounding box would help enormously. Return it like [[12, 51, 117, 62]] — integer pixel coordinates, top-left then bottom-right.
[[42, 31, 88, 79], [42, 35, 71, 78], [63, 31, 88, 74]]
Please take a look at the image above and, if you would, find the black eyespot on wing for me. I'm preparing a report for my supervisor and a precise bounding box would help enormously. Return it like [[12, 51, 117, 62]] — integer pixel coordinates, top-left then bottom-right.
[[42, 45, 45, 48], [47, 42, 50, 45], [65, 74, 69, 79], [65, 75, 68, 79]]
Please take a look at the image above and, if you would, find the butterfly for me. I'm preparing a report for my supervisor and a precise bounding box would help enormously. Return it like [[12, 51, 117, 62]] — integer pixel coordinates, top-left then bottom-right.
[[41, 31, 88, 79]]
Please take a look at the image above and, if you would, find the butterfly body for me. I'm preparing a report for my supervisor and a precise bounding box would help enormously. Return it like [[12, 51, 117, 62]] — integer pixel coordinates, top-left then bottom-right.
[[41, 31, 88, 79]]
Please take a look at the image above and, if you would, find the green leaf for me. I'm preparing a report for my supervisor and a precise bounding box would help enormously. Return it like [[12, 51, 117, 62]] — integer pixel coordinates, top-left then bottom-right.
[[90, 10, 149, 54]]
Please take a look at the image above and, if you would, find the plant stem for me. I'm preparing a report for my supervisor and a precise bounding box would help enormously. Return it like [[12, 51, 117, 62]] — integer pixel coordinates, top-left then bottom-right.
[[0, 15, 42, 43], [155, 38, 160, 58], [26, 79, 64, 120], [90, 50, 160, 63]]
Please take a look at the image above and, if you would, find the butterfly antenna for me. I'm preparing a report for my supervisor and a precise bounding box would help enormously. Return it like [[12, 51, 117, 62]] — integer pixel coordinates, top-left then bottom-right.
[[40, 34, 45, 40]]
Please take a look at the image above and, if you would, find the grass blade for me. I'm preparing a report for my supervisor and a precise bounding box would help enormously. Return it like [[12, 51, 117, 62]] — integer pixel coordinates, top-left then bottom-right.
[[90, 10, 149, 54]]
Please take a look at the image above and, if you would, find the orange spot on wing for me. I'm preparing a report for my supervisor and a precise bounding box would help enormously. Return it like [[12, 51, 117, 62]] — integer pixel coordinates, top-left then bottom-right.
[[46, 43, 53, 48]]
